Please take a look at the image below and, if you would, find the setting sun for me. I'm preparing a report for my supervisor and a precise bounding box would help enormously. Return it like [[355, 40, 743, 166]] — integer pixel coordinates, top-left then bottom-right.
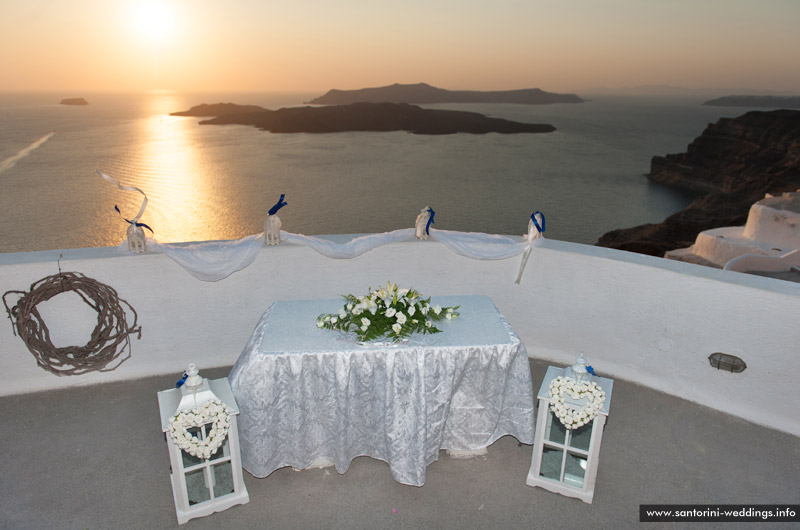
[[129, 2, 178, 46]]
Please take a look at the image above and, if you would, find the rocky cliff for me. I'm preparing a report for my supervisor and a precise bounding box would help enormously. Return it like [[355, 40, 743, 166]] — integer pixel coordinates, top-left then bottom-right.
[[703, 95, 800, 109], [597, 109, 800, 256], [306, 82, 583, 105]]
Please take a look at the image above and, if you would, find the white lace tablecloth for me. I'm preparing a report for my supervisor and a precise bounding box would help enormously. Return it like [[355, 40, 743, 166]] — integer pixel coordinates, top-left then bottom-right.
[[228, 295, 535, 486]]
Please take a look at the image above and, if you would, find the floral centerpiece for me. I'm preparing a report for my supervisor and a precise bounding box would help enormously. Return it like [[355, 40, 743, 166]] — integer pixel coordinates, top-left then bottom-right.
[[316, 281, 459, 343], [168, 399, 232, 459], [548, 376, 606, 430]]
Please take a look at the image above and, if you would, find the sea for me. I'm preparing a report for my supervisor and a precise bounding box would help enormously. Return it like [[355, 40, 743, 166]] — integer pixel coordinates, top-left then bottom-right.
[[0, 91, 761, 254]]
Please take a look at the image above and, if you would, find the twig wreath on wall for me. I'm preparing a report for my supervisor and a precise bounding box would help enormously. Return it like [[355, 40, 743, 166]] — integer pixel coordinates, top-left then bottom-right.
[[3, 271, 141, 376]]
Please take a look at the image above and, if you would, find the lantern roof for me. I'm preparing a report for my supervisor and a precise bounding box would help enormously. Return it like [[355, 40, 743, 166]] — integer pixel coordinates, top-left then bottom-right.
[[157, 377, 240, 432]]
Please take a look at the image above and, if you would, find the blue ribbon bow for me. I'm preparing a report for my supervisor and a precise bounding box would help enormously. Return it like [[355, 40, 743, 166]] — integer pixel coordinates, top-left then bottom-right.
[[426, 207, 435, 236], [531, 211, 545, 233], [115, 205, 154, 233], [268, 194, 287, 215], [586, 365, 596, 376], [175, 371, 187, 388]]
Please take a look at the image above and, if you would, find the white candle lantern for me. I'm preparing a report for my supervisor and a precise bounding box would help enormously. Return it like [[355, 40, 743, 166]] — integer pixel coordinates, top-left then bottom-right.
[[126, 222, 147, 253], [264, 193, 287, 246], [526, 357, 613, 503], [157, 364, 249, 524], [415, 205, 434, 240], [264, 214, 281, 245]]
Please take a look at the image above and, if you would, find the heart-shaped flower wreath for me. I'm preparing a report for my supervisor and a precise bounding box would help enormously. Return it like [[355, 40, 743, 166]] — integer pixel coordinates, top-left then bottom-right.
[[548, 376, 606, 430], [168, 399, 232, 459]]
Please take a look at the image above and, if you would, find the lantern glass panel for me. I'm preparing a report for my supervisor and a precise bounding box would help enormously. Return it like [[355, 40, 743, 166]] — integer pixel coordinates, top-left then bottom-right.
[[569, 421, 593, 451], [539, 446, 563, 480], [181, 427, 204, 468], [564, 452, 587, 487], [212, 462, 235, 498], [209, 437, 230, 461], [185, 468, 211, 505], [545, 411, 567, 444]]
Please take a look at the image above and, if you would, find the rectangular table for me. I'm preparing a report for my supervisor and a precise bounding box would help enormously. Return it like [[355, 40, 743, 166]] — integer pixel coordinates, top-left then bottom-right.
[[228, 295, 535, 486]]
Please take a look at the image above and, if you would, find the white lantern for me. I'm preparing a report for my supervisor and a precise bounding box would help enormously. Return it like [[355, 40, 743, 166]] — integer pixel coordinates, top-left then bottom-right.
[[526, 358, 613, 503], [415, 206, 434, 240], [157, 364, 249, 524], [126, 222, 147, 253], [264, 193, 287, 245], [264, 215, 281, 245]]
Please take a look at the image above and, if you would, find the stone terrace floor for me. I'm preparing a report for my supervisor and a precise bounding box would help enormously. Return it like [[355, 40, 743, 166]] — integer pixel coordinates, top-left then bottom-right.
[[1, 358, 798, 530]]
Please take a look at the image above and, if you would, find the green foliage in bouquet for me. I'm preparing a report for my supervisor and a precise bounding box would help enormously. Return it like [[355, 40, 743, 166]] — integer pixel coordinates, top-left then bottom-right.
[[317, 281, 460, 343]]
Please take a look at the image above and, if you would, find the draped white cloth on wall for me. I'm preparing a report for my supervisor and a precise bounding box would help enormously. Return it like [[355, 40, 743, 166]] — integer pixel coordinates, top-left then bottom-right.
[[117, 228, 545, 282], [282, 228, 416, 259], [431, 229, 533, 260]]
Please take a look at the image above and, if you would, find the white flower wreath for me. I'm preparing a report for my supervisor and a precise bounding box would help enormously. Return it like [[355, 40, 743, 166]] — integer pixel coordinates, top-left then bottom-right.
[[548, 376, 606, 430], [168, 399, 232, 459]]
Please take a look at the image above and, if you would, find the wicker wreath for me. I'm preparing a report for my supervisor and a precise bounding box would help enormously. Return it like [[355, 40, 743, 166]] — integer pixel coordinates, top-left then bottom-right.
[[3, 272, 141, 376]]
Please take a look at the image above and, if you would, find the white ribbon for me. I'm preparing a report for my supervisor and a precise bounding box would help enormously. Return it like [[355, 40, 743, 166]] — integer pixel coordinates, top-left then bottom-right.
[[97, 170, 148, 222]]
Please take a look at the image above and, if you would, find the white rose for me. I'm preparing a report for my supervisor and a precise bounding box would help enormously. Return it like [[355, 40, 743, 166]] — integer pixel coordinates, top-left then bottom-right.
[[317, 320, 325, 328], [396, 312, 407, 324], [425, 320, 432, 328], [392, 323, 402, 334], [339, 309, 347, 318], [361, 317, 371, 327], [408, 305, 416, 316], [433, 305, 442, 315], [331, 317, 338, 324], [361, 325, 368, 332], [445, 312, 453, 320], [385, 307, 396, 318]]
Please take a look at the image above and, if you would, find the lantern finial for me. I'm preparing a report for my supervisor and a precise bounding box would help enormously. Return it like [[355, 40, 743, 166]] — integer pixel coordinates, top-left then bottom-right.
[[183, 363, 203, 391], [566, 352, 589, 382]]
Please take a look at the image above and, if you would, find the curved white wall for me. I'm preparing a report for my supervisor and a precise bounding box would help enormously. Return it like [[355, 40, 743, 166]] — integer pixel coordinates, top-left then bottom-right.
[[1, 237, 798, 436]]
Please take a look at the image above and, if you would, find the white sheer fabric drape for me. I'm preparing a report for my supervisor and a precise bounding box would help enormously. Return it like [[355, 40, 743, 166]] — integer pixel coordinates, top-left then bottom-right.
[[117, 228, 544, 282]]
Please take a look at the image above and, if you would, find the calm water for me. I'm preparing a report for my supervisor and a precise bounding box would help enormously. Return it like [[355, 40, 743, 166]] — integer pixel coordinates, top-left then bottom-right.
[[0, 91, 755, 253]]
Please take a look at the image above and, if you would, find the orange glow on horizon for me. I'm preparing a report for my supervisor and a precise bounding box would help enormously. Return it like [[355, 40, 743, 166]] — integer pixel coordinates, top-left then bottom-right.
[[0, 0, 798, 94]]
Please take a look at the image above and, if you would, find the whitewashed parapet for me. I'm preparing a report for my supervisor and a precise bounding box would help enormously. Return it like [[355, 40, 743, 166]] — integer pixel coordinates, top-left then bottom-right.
[[1, 236, 798, 437]]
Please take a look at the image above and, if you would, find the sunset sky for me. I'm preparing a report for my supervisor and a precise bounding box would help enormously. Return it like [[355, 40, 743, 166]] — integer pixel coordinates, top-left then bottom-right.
[[2, 0, 799, 94]]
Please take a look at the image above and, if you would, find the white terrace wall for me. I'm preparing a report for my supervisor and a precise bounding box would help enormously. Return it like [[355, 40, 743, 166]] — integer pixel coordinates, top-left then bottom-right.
[[1, 237, 798, 436]]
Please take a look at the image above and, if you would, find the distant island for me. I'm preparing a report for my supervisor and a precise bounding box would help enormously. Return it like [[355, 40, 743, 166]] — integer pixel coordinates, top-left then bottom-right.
[[170, 102, 267, 116], [597, 109, 800, 256], [306, 82, 584, 105], [702, 95, 800, 109], [60, 98, 88, 106], [171, 101, 556, 135]]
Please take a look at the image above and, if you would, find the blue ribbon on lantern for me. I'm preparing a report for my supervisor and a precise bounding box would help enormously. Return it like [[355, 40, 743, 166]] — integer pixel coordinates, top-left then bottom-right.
[[175, 371, 187, 388], [586, 365, 596, 376], [531, 211, 545, 233], [268, 194, 287, 215], [426, 207, 436, 236], [114, 205, 154, 233]]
